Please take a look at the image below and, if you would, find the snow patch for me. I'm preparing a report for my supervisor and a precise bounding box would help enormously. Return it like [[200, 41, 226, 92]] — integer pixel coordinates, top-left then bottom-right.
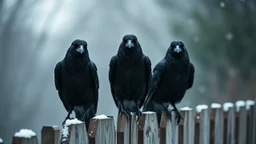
[[211, 103, 221, 108], [246, 100, 255, 110], [235, 100, 246, 112], [220, 1, 225, 8], [180, 107, 192, 111], [65, 118, 83, 126], [223, 102, 234, 111], [143, 111, 155, 114], [93, 114, 108, 119], [196, 104, 208, 113], [0, 138, 3, 143], [62, 118, 83, 141], [14, 129, 36, 138], [226, 32, 233, 41]]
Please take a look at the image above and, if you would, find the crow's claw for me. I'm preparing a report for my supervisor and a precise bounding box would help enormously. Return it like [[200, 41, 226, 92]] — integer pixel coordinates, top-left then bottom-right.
[[172, 108, 183, 125], [120, 109, 131, 121], [162, 104, 172, 121], [136, 109, 142, 122]]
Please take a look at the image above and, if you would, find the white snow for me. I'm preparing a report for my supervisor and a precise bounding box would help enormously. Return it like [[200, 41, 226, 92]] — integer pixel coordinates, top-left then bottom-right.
[[211, 103, 222, 108], [223, 102, 234, 111], [196, 104, 208, 113], [225, 32, 233, 41], [0, 138, 3, 143], [65, 118, 83, 126], [235, 100, 246, 112], [143, 111, 155, 114], [246, 100, 255, 110], [93, 114, 109, 119], [14, 129, 36, 138], [62, 118, 83, 141], [180, 107, 192, 111], [220, 1, 225, 8], [62, 125, 69, 141]]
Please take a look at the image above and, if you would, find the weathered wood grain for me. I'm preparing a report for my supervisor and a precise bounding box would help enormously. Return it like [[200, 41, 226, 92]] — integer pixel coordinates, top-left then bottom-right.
[[180, 108, 194, 144], [41, 126, 60, 144], [88, 116, 115, 144], [235, 101, 247, 144], [138, 111, 159, 144], [117, 113, 137, 144], [60, 122, 88, 144], [12, 136, 38, 144], [210, 106, 223, 144]]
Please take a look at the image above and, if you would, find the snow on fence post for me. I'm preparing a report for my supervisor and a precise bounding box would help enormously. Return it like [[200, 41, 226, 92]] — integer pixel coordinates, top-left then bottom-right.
[[88, 115, 115, 144], [235, 100, 247, 144], [179, 107, 194, 144], [12, 129, 38, 144], [138, 111, 159, 144], [117, 113, 137, 144], [196, 104, 209, 144], [223, 102, 235, 144], [60, 118, 88, 144], [41, 126, 60, 144], [0, 138, 3, 144], [159, 111, 177, 144], [209, 103, 223, 144], [245, 100, 255, 144]]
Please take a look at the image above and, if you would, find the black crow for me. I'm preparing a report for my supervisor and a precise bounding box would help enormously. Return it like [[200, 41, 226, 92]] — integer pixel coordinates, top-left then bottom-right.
[[143, 41, 194, 125], [109, 34, 152, 120], [54, 39, 99, 130]]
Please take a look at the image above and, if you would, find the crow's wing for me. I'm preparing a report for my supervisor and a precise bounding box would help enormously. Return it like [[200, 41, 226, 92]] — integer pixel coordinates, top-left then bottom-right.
[[187, 62, 195, 89], [54, 62, 69, 111], [139, 55, 152, 108], [109, 55, 119, 108], [89, 61, 99, 113], [144, 60, 167, 105]]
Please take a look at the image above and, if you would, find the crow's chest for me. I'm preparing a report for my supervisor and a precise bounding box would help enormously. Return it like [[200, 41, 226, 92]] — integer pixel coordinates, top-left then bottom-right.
[[164, 63, 190, 83], [117, 60, 144, 78]]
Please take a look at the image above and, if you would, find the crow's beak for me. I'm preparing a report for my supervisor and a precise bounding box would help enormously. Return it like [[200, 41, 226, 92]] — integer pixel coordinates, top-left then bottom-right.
[[174, 45, 182, 53], [126, 40, 134, 48], [76, 45, 84, 54]]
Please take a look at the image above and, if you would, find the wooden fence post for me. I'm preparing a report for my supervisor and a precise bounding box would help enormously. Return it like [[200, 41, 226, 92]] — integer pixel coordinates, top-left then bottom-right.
[[60, 118, 88, 144], [223, 102, 235, 144], [88, 115, 115, 144], [245, 100, 255, 144], [235, 100, 247, 144], [160, 111, 178, 144], [12, 129, 38, 144], [179, 107, 194, 144], [196, 104, 209, 144], [210, 103, 223, 144], [138, 111, 159, 144], [41, 126, 60, 144], [0, 138, 3, 144], [117, 113, 137, 144]]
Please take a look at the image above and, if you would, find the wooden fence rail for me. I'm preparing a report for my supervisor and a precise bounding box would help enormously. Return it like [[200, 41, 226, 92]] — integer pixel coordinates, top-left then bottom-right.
[[3, 99, 255, 144]]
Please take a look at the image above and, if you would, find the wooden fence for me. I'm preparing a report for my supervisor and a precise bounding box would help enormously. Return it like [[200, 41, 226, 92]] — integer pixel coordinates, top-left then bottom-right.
[[1, 99, 255, 144]]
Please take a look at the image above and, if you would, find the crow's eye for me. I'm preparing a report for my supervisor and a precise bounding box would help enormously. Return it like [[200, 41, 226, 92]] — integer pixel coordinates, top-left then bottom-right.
[[180, 43, 184, 48]]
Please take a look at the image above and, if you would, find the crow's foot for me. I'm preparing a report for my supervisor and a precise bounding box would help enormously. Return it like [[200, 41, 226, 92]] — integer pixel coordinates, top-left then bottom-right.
[[171, 107, 183, 125], [162, 104, 172, 121], [136, 108, 142, 122], [118, 101, 131, 121]]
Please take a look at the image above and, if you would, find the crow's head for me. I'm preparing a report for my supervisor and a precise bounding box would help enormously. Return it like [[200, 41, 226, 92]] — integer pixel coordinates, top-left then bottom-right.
[[122, 34, 138, 49], [70, 39, 88, 56], [169, 41, 185, 56]]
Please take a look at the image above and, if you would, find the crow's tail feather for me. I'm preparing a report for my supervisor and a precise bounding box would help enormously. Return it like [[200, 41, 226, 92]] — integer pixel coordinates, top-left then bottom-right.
[[74, 105, 96, 131]]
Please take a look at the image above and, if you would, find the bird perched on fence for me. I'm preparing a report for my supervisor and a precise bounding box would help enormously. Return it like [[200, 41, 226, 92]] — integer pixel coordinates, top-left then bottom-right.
[[143, 41, 194, 125], [109, 34, 152, 120], [54, 39, 99, 130]]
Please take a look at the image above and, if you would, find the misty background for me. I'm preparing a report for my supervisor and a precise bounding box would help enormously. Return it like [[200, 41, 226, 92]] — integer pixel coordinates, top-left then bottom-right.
[[0, 0, 255, 143]]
